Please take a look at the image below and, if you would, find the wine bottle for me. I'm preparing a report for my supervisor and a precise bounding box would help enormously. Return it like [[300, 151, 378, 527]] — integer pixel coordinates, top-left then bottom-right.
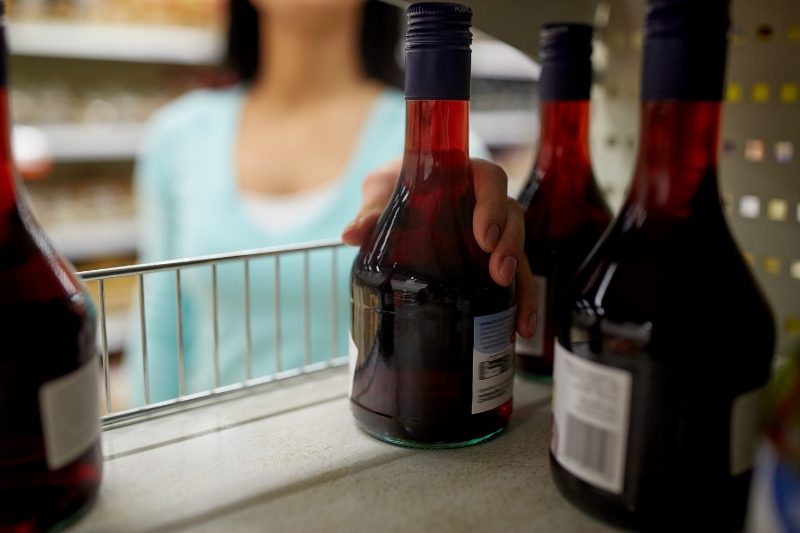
[[349, 2, 516, 448], [745, 351, 800, 533], [549, 0, 775, 530], [0, 2, 103, 529], [516, 23, 612, 379]]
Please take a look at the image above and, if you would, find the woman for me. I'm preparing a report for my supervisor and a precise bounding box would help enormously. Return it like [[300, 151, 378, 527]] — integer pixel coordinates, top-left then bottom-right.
[[124, 0, 531, 405]]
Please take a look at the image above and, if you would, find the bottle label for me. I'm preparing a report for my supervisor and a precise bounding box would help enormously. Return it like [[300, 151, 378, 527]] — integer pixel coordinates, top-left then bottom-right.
[[38, 360, 101, 471], [552, 342, 632, 494], [731, 387, 764, 476], [746, 441, 800, 533], [515, 275, 547, 356], [348, 330, 358, 399], [472, 306, 516, 414]]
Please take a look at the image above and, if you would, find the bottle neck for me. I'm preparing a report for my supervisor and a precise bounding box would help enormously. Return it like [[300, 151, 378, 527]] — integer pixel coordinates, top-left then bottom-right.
[[628, 100, 721, 216], [535, 99, 591, 174], [401, 100, 469, 185]]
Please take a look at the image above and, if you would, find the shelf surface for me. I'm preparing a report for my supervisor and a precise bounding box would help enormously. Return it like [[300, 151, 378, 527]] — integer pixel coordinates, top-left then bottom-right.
[[7, 21, 224, 64], [72, 368, 624, 533]]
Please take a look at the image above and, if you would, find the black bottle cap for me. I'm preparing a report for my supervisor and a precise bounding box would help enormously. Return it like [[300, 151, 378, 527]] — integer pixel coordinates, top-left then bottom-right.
[[405, 2, 473, 101], [642, 0, 730, 100], [538, 23, 593, 101]]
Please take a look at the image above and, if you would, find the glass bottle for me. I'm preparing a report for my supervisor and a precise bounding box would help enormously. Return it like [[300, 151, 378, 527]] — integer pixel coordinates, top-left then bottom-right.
[[516, 23, 612, 379], [350, 2, 516, 448], [0, 2, 103, 529], [549, 0, 775, 530]]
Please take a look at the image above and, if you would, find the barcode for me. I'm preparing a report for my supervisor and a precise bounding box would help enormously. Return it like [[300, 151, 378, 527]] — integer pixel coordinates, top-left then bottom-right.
[[478, 354, 511, 380], [565, 414, 617, 480]]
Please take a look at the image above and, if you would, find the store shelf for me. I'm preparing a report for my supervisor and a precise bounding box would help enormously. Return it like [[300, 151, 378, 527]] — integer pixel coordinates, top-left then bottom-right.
[[46, 217, 138, 262], [7, 21, 224, 65], [472, 110, 538, 147], [472, 40, 540, 81], [7, 21, 535, 81], [73, 369, 623, 533], [21, 122, 146, 162]]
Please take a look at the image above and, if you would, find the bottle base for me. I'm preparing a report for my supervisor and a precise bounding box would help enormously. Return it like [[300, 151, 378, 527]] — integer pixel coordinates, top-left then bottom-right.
[[0, 444, 102, 533], [350, 398, 511, 449], [549, 453, 748, 532], [50, 490, 99, 533], [359, 426, 505, 450], [0, 480, 99, 533]]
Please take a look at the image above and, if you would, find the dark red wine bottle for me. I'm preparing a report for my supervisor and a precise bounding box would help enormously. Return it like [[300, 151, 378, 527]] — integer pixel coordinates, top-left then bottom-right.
[[350, 2, 516, 448], [550, 1, 775, 531], [0, 3, 103, 530], [516, 24, 612, 379]]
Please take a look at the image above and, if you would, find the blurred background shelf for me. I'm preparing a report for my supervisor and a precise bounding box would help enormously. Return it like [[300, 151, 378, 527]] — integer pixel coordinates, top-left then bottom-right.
[[31, 122, 145, 161], [7, 21, 223, 65], [45, 217, 138, 262]]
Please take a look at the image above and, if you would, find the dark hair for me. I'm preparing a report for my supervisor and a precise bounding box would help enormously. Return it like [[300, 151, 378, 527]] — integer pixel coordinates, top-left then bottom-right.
[[225, 0, 404, 90]]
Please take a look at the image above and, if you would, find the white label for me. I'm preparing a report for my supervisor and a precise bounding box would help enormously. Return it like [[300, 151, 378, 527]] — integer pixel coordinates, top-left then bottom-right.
[[731, 387, 763, 476], [515, 275, 547, 356], [552, 342, 632, 494], [472, 306, 516, 414], [38, 360, 101, 471], [348, 331, 358, 399]]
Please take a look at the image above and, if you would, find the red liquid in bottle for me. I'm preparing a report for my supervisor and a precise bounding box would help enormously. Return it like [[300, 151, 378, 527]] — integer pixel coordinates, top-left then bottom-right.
[[350, 99, 516, 448], [550, 101, 775, 531], [0, 13, 102, 528], [517, 99, 611, 378]]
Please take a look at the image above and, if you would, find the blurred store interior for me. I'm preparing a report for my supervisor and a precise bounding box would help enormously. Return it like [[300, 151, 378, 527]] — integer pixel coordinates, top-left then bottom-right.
[[5, 0, 800, 409]]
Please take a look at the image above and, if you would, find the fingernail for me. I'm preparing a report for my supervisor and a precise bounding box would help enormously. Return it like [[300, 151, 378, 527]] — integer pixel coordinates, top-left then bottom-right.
[[500, 256, 517, 283], [484, 224, 500, 251], [528, 313, 538, 337], [343, 217, 362, 234], [341, 219, 362, 244]]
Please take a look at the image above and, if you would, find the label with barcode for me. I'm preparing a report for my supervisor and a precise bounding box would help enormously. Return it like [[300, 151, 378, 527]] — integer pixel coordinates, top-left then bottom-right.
[[552, 342, 632, 494], [472, 306, 516, 414], [515, 275, 547, 357]]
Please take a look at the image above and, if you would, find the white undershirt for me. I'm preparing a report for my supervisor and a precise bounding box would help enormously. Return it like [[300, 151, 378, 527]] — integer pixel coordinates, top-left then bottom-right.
[[239, 179, 342, 235]]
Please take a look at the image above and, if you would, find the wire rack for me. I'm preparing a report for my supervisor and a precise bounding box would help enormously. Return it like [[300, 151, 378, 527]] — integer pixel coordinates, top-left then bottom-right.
[[79, 238, 351, 428]]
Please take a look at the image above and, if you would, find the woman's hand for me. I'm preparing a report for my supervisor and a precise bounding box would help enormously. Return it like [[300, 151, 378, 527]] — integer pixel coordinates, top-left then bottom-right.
[[342, 157, 538, 340]]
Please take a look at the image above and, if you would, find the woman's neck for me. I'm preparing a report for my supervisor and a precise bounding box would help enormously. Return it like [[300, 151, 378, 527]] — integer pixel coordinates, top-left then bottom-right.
[[250, 6, 372, 108]]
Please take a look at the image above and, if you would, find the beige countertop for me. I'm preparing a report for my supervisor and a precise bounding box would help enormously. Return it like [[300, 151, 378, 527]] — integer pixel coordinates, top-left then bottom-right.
[[73, 367, 624, 533]]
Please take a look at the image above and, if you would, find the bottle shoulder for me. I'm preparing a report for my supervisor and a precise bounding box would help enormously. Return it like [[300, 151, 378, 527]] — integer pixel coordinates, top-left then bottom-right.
[[0, 206, 94, 314], [559, 201, 775, 344], [520, 164, 612, 242]]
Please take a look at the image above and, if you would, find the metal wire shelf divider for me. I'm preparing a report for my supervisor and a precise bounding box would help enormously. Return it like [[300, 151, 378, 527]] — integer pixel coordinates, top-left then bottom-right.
[[79, 238, 350, 428]]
